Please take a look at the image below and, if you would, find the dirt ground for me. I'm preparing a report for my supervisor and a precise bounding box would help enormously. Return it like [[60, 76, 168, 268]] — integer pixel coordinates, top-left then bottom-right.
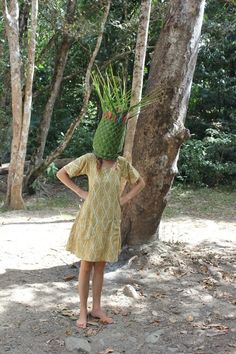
[[0, 201, 236, 354]]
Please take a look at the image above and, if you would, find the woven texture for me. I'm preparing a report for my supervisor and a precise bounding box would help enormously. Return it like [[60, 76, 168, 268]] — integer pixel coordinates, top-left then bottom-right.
[[93, 114, 127, 160]]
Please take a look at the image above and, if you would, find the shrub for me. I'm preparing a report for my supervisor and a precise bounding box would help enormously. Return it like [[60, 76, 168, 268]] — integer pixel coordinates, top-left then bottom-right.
[[177, 129, 236, 186]]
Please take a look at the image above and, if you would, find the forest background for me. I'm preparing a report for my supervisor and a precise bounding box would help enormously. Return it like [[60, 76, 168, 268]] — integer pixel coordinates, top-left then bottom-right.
[[0, 0, 235, 193]]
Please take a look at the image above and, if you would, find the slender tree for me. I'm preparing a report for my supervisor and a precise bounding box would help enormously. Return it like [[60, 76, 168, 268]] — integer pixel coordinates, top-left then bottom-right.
[[25, 0, 111, 190], [122, 0, 206, 245], [26, 0, 77, 178], [123, 0, 151, 162], [3, 0, 38, 209]]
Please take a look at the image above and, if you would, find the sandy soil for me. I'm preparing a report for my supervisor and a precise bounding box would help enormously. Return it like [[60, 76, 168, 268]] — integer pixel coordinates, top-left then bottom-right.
[[0, 209, 235, 354]]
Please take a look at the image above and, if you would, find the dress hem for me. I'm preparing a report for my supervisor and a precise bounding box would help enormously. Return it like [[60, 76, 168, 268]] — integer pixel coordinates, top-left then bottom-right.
[[66, 247, 119, 263]]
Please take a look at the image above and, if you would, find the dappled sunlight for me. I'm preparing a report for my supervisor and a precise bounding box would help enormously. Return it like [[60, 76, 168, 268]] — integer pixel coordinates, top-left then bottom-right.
[[0, 219, 75, 272], [160, 217, 236, 246], [1, 275, 79, 311], [0, 205, 235, 353], [1, 242, 235, 353]]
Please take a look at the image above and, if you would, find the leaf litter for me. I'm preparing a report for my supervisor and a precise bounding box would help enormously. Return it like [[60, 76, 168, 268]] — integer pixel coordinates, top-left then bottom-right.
[[1, 210, 235, 354]]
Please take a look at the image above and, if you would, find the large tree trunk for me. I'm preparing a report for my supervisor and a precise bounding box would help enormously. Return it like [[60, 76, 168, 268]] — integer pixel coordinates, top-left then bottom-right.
[[122, 0, 205, 245], [4, 0, 38, 209]]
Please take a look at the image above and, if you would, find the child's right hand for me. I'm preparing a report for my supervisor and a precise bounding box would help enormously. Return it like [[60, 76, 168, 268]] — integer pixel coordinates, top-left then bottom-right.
[[77, 188, 88, 200]]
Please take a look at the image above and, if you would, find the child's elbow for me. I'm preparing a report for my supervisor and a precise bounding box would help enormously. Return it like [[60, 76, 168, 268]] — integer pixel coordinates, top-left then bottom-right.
[[56, 168, 64, 179], [139, 177, 146, 188]]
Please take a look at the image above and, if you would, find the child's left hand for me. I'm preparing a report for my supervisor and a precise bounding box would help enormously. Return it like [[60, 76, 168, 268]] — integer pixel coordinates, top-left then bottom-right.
[[120, 195, 130, 206]]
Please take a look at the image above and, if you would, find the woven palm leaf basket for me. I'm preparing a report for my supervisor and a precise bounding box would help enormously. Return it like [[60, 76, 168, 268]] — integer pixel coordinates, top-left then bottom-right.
[[91, 66, 162, 160], [93, 111, 128, 160]]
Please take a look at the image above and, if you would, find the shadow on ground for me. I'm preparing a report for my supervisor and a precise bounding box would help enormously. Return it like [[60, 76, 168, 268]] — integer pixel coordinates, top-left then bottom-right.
[[1, 240, 236, 354]]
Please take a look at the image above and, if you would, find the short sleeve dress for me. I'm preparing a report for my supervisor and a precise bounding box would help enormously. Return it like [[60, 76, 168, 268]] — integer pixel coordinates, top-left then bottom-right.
[[64, 153, 140, 262]]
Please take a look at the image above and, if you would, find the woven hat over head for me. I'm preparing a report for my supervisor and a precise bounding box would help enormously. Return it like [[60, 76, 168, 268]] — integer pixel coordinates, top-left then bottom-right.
[[93, 112, 127, 160], [91, 65, 162, 160]]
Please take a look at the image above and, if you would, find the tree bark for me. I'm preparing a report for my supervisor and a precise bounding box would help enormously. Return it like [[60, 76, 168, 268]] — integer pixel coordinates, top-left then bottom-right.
[[25, 0, 111, 190], [19, 0, 31, 42], [0, 158, 74, 175], [123, 0, 151, 162], [4, 0, 38, 209], [121, 0, 205, 245], [27, 0, 76, 175], [0, 23, 12, 165]]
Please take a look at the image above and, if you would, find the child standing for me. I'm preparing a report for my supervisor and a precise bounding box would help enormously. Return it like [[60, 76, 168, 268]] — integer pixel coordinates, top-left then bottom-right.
[[57, 152, 145, 328]]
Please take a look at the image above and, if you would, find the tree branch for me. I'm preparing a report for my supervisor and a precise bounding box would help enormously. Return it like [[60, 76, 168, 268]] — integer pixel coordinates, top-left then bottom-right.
[[36, 34, 57, 64], [28, 0, 77, 170], [19, 0, 31, 41], [25, 0, 111, 187]]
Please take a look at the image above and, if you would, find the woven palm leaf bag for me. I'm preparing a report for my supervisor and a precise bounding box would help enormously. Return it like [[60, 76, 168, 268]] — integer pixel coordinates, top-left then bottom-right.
[[93, 112, 127, 160], [91, 65, 161, 160]]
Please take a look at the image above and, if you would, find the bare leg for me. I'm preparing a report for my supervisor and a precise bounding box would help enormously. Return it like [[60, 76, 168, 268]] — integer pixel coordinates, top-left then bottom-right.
[[91, 261, 113, 324], [76, 260, 93, 329]]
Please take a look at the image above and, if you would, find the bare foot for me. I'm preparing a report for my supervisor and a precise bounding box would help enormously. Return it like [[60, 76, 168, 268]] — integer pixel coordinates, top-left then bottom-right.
[[91, 309, 113, 324], [76, 309, 87, 329]]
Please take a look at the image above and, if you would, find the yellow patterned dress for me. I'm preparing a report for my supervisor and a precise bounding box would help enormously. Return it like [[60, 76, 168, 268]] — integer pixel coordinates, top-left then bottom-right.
[[64, 153, 140, 262]]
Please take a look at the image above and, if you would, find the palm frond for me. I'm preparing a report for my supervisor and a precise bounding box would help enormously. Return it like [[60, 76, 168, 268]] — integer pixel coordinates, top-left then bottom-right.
[[91, 65, 163, 121]]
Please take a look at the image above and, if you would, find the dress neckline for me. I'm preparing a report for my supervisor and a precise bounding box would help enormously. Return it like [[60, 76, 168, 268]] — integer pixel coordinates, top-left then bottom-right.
[[100, 157, 120, 171]]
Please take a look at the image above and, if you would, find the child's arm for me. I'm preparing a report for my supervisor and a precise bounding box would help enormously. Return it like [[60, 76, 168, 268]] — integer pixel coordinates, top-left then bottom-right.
[[120, 177, 145, 206], [56, 168, 88, 200]]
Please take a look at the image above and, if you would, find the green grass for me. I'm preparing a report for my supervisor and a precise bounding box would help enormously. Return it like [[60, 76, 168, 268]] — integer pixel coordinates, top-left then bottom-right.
[[1, 183, 235, 222], [163, 185, 236, 220], [25, 192, 79, 211]]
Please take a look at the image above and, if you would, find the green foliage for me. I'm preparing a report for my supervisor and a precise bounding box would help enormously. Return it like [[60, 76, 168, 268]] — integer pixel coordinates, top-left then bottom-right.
[[163, 185, 236, 220], [58, 101, 98, 157], [45, 162, 58, 178], [0, 108, 11, 164], [1, 0, 235, 190], [92, 66, 130, 115], [178, 129, 236, 187], [91, 65, 162, 118], [0, 7, 12, 164], [186, 0, 236, 136], [177, 0, 236, 187]]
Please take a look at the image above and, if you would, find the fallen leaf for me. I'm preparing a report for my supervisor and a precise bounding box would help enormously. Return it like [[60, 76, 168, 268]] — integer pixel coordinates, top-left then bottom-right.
[[150, 319, 161, 325], [186, 315, 194, 322], [56, 307, 77, 320], [203, 278, 218, 289], [151, 292, 166, 299], [99, 348, 114, 354], [200, 265, 209, 273], [207, 323, 229, 331], [64, 329, 72, 336], [193, 322, 230, 332], [85, 328, 98, 336], [64, 274, 77, 281], [87, 320, 99, 327], [46, 338, 64, 346], [228, 342, 236, 348]]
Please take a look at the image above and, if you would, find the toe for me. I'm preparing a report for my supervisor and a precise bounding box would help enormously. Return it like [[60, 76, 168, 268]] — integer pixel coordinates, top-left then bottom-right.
[[76, 320, 87, 329], [100, 317, 113, 324]]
